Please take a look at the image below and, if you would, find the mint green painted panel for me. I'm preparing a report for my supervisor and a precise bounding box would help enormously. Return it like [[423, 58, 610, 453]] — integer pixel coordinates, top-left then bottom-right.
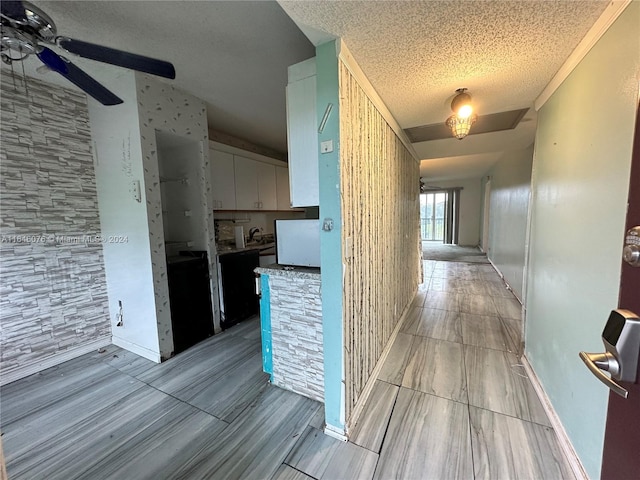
[[525, 5, 639, 478], [487, 146, 534, 299], [259, 274, 273, 379], [316, 41, 345, 433]]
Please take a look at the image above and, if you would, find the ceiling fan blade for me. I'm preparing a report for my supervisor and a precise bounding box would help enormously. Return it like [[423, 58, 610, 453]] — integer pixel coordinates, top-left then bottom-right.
[[1, 0, 27, 23], [57, 37, 176, 79], [37, 47, 123, 106]]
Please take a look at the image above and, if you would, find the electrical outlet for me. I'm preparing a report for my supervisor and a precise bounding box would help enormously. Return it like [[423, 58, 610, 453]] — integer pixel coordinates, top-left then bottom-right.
[[116, 300, 124, 327]]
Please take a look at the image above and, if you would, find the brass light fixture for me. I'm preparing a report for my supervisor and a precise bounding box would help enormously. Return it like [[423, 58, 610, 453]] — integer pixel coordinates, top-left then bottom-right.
[[446, 88, 477, 140]]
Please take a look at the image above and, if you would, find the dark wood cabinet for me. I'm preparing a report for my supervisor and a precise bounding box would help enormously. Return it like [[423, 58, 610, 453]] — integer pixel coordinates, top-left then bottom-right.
[[218, 250, 259, 330], [167, 255, 214, 354]]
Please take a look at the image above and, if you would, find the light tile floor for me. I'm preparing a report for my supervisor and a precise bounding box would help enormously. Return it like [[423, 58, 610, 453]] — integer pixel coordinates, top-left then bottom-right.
[[1, 260, 575, 479], [362, 260, 572, 479], [283, 260, 574, 480]]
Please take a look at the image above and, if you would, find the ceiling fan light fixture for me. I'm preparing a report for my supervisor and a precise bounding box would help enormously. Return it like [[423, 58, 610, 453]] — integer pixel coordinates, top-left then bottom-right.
[[446, 88, 477, 139]]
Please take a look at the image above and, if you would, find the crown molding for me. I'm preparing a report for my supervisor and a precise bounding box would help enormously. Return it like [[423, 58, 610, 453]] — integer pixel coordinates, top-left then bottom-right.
[[535, 0, 632, 111]]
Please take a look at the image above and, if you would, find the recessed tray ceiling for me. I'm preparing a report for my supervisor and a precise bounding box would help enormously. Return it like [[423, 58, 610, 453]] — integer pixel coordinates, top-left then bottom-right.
[[404, 108, 529, 143]]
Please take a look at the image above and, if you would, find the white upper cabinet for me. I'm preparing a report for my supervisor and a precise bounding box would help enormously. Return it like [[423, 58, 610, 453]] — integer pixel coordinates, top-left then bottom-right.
[[275, 166, 291, 210], [234, 155, 277, 210], [209, 142, 292, 211], [255, 161, 277, 210], [210, 149, 236, 210], [286, 57, 319, 207], [234, 155, 260, 210]]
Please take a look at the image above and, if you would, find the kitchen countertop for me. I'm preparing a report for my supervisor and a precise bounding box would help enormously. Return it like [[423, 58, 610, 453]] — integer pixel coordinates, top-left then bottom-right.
[[255, 263, 321, 279], [217, 242, 275, 256]]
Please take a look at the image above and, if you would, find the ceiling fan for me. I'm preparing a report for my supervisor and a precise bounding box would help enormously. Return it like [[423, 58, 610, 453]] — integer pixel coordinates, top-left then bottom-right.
[[0, 0, 176, 105]]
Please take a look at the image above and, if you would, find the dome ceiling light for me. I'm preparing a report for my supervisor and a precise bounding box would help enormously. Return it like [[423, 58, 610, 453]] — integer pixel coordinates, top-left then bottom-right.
[[445, 88, 477, 140]]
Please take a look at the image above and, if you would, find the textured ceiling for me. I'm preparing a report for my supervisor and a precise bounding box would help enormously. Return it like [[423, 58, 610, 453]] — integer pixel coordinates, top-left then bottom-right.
[[5, 1, 315, 154], [279, 0, 610, 179], [3, 1, 612, 181]]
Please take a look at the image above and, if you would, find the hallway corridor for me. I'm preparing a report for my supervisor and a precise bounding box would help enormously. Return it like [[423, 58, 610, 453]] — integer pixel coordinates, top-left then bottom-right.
[[339, 260, 576, 479], [1, 260, 576, 479]]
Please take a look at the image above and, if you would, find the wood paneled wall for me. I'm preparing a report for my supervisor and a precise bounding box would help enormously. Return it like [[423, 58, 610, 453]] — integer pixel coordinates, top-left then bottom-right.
[[339, 61, 420, 420]]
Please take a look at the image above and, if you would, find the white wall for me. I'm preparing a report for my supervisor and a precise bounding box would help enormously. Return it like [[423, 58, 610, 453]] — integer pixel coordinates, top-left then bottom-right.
[[89, 70, 213, 361], [136, 73, 212, 358], [525, 4, 639, 478], [89, 70, 161, 361], [486, 146, 534, 299], [425, 178, 482, 246]]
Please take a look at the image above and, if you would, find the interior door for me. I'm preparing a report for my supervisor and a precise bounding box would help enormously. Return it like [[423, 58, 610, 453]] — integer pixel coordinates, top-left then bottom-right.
[[600, 103, 640, 479]]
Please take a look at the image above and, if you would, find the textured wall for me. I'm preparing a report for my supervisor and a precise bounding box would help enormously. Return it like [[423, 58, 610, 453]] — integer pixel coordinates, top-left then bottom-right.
[[269, 273, 323, 402], [0, 73, 110, 382], [486, 147, 534, 300], [88, 71, 213, 361], [339, 61, 420, 421], [136, 74, 213, 357], [87, 70, 161, 361], [525, 4, 639, 478]]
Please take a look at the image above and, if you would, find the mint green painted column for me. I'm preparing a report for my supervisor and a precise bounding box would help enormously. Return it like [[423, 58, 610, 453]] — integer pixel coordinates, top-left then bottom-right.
[[259, 274, 273, 380], [316, 41, 345, 436]]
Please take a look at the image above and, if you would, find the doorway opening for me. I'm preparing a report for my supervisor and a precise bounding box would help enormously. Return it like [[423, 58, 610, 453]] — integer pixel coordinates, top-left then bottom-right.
[[420, 189, 460, 244]]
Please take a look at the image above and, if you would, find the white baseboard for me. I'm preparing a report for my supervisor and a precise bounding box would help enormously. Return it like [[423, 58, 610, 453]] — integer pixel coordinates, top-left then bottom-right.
[[112, 336, 161, 363], [521, 355, 589, 480], [487, 257, 523, 305], [0, 336, 112, 386], [344, 297, 413, 435], [324, 423, 348, 442]]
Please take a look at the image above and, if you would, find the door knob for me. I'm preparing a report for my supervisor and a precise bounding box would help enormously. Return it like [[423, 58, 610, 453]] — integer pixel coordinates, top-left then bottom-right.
[[623, 226, 640, 267], [623, 244, 640, 266], [579, 351, 627, 398], [579, 309, 640, 399]]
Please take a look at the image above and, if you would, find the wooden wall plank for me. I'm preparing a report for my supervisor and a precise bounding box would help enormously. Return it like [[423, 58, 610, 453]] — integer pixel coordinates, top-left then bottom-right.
[[338, 62, 420, 420]]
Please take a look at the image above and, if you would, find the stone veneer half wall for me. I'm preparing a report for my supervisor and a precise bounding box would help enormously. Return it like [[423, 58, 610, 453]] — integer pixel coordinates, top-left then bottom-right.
[[0, 73, 111, 384], [268, 273, 323, 402]]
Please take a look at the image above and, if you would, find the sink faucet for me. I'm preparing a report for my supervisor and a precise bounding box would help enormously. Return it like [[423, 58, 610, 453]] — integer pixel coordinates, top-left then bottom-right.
[[249, 227, 261, 242]]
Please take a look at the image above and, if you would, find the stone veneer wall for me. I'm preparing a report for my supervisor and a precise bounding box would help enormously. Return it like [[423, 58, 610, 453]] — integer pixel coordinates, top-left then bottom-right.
[[0, 73, 110, 383], [269, 274, 323, 402]]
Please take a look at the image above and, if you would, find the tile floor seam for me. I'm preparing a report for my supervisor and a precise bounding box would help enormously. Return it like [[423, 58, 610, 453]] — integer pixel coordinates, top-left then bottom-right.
[[283, 461, 320, 480], [468, 403, 555, 429], [462, 336, 478, 479], [396, 384, 471, 407], [99, 356, 232, 426], [357, 384, 401, 456]]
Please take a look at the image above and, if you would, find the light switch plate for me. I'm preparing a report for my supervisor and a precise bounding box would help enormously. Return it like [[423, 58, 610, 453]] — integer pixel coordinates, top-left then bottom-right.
[[320, 140, 334, 153]]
